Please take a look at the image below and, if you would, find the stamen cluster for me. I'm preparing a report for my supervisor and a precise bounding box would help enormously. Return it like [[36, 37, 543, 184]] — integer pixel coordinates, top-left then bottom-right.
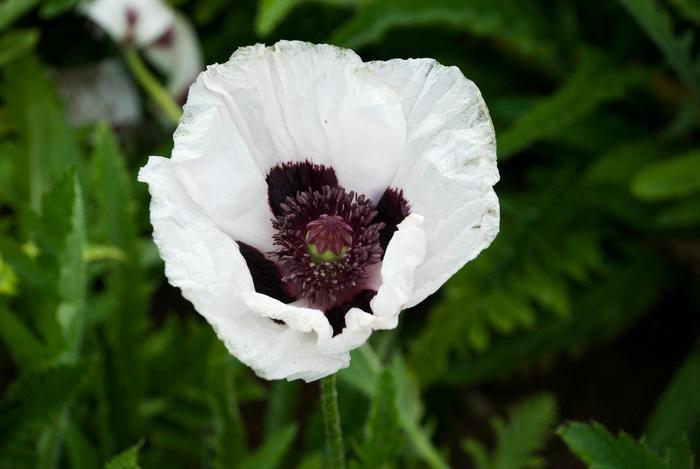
[[271, 185, 384, 308]]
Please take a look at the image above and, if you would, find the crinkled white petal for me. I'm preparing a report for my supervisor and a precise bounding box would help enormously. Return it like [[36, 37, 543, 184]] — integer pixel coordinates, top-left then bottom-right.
[[371, 214, 427, 329], [170, 85, 275, 251], [367, 58, 499, 307], [143, 13, 203, 97], [139, 156, 354, 382], [179, 41, 406, 202], [241, 293, 374, 356], [140, 41, 500, 381], [81, 0, 175, 46]]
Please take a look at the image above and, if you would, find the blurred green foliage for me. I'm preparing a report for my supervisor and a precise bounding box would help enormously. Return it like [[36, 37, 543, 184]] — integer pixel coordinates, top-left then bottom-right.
[[0, 0, 699, 467]]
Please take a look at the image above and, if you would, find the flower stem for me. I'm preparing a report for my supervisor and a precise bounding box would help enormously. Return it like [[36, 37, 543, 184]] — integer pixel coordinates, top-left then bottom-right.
[[122, 47, 182, 126], [320, 375, 346, 469]]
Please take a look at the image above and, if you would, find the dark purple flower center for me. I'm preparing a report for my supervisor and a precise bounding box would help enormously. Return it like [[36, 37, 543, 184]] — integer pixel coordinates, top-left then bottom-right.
[[271, 186, 384, 309], [238, 161, 411, 335]]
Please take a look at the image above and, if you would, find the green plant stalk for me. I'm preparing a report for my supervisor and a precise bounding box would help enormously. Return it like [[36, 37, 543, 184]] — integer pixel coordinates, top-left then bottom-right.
[[122, 47, 182, 126], [320, 375, 346, 469]]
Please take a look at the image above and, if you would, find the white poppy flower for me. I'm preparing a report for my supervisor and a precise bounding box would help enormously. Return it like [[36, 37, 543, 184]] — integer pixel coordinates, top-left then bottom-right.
[[80, 0, 175, 47], [143, 13, 204, 99], [139, 41, 499, 382], [80, 0, 203, 97]]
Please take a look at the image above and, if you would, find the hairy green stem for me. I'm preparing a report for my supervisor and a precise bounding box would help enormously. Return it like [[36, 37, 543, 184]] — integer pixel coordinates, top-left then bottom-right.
[[122, 47, 182, 126], [320, 375, 346, 469]]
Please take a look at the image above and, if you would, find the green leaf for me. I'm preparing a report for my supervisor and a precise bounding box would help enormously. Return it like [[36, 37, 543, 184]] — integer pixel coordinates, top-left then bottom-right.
[[239, 424, 298, 469], [0, 304, 49, 369], [256, 0, 359, 35], [0, 252, 18, 296], [90, 123, 140, 256], [662, 438, 695, 469], [631, 150, 700, 200], [410, 176, 609, 385], [463, 394, 557, 469], [65, 423, 100, 469], [39, 0, 81, 18], [34, 171, 87, 362], [617, 0, 700, 100], [0, 0, 39, 32], [442, 252, 667, 387], [668, 0, 700, 25], [89, 124, 150, 450], [655, 194, 700, 227], [498, 54, 639, 159], [205, 341, 248, 468], [645, 343, 700, 450], [0, 28, 39, 65], [391, 355, 448, 469], [2, 54, 80, 223], [104, 442, 143, 469], [559, 421, 695, 469], [264, 381, 301, 440], [339, 350, 449, 469], [352, 370, 403, 468], [330, 0, 555, 64], [559, 421, 664, 468], [55, 173, 86, 362], [0, 363, 87, 460]]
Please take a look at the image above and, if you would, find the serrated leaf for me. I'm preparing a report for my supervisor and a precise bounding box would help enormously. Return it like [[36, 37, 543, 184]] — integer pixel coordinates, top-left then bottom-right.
[[352, 370, 403, 469], [256, 0, 359, 35], [668, 0, 700, 25], [0, 0, 39, 32], [39, 0, 81, 18], [655, 194, 700, 228], [0, 28, 39, 65], [645, 344, 700, 450], [0, 253, 17, 296], [3, 54, 80, 224], [410, 181, 606, 385], [91, 124, 138, 251], [442, 253, 666, 387], [463, 394, 557, 469], [498, 54, 639, 159], [618, 0, 700, 100], [0, 304, 48, 368], [329, 0, 555, 65], [104, 442, 143, 469], [559, 421, 665, 468], [56, 173, 86, 361], [631, 150, 700, 200], [0, 363, 87, 460], [65, 423, 100, 469], [339, 350, 449, 469], [34, 171, 86, 361], [205, 341, 248, 468], [89, 124, 150, 450], [239, 424, 297, 469], [662, 438, 694, 469], [391, 355, 448, 469], [264, 381, 300, 440]]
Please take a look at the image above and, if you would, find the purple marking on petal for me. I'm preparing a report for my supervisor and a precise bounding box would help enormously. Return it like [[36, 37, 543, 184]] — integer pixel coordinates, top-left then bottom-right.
[[266, 161, 338, 217], [375, 188, 411, 251], [152, 27, 175, 48], [325, 289, 376, 336], [126, 8, 138, 27], [238, 242, 295, 303]]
